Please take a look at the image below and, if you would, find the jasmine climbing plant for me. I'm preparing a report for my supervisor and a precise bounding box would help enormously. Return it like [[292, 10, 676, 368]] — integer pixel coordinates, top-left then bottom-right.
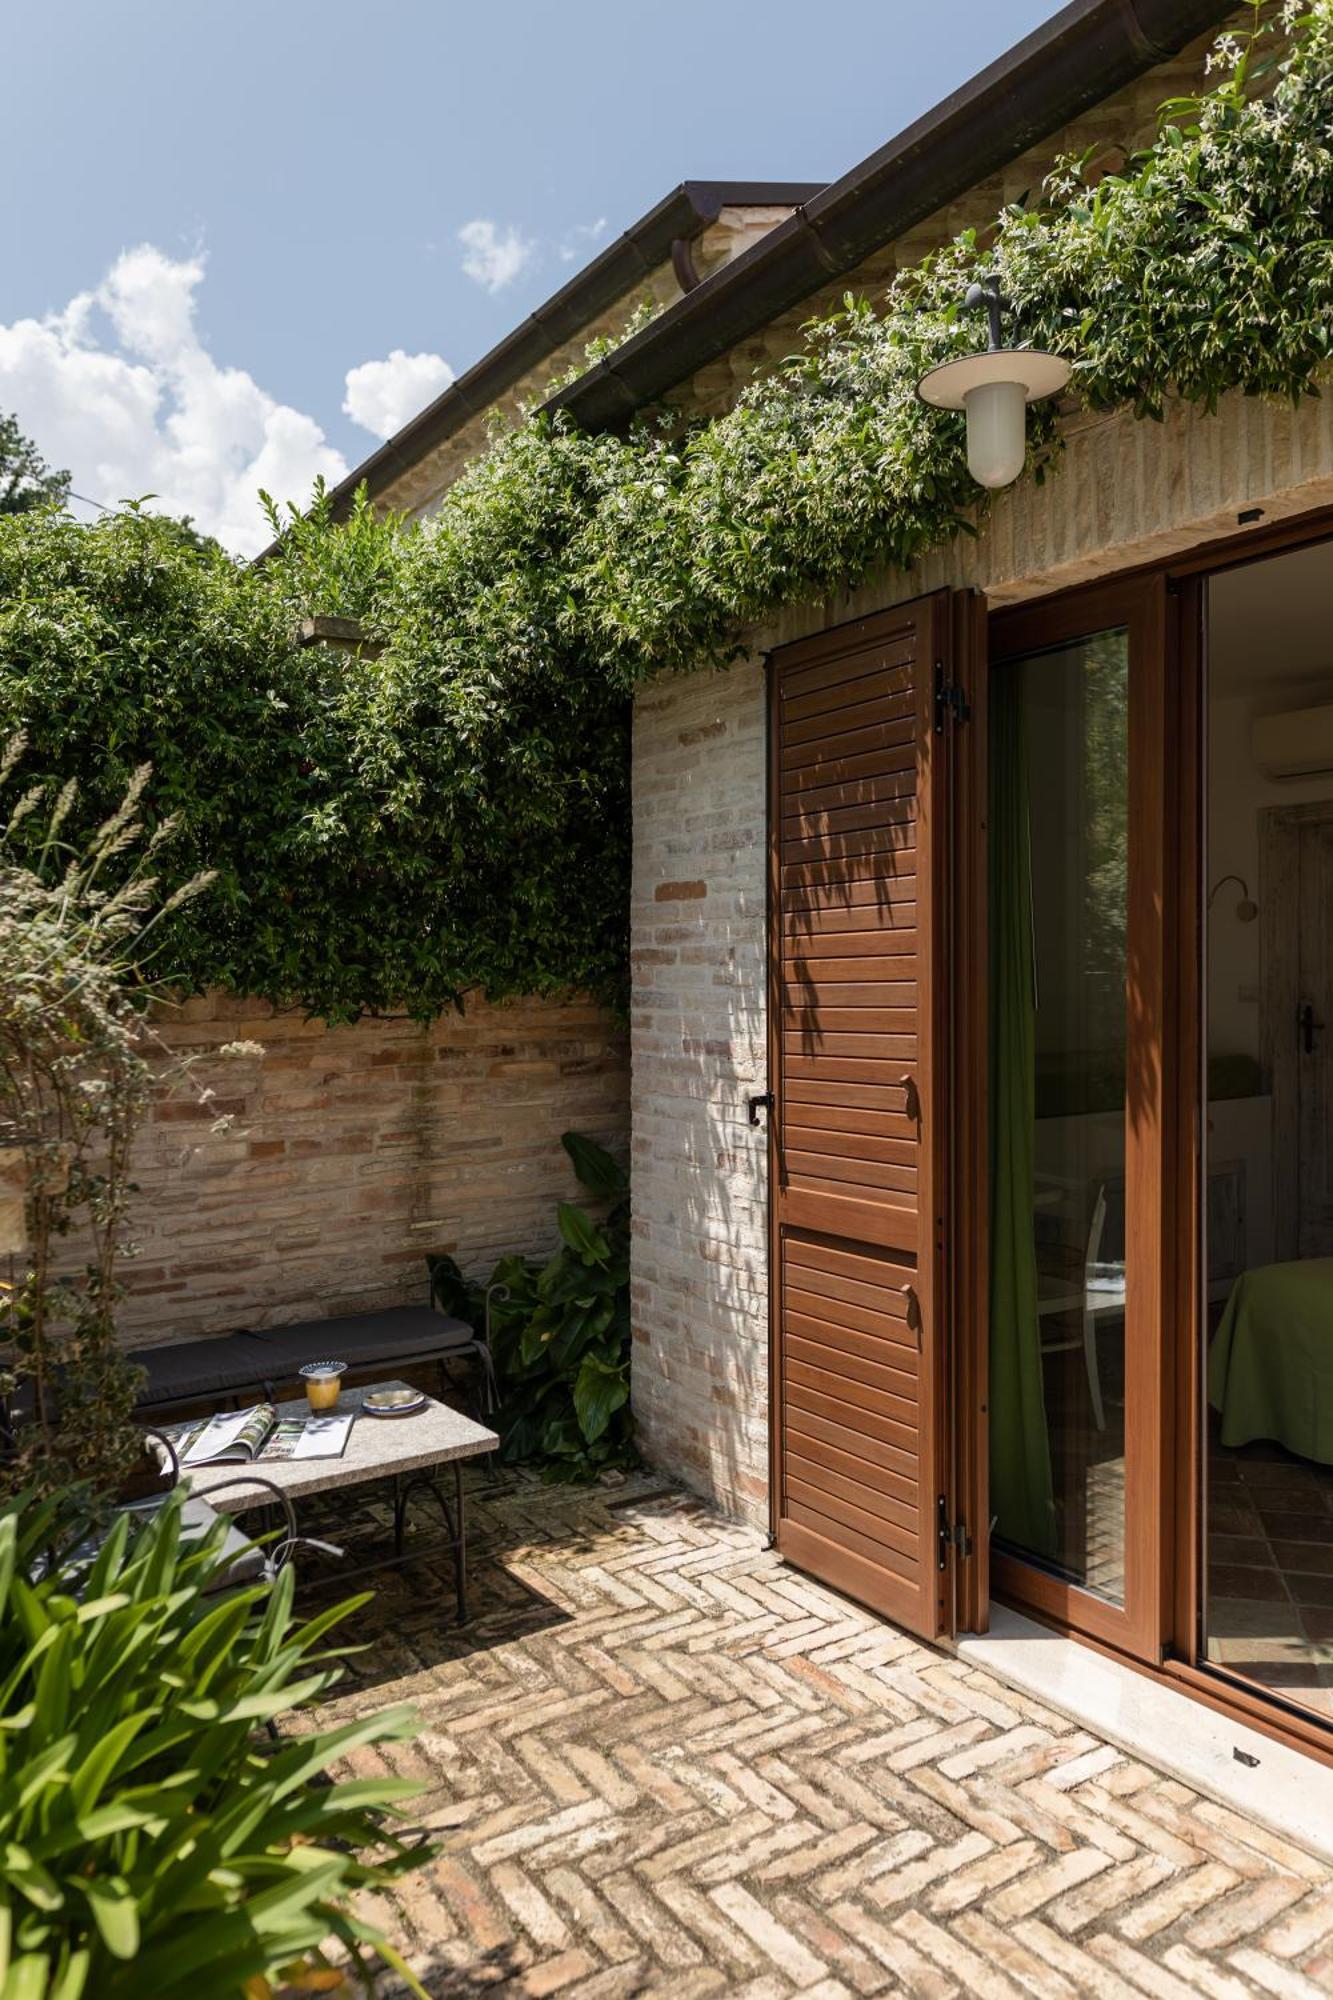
[[0, 3, 1329, 1022]]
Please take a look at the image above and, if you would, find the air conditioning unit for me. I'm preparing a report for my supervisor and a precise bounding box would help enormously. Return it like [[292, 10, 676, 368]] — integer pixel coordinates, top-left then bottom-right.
[[1252, 701, 1333, 780]]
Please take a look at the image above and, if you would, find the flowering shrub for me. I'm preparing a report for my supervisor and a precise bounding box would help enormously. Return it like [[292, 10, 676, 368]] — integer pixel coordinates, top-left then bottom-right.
[[0, 6, 1329, 1020]]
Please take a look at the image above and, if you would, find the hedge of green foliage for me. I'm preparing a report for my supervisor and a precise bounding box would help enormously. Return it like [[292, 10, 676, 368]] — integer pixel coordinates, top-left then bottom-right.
[[0, 500, 630, 1018], [1, 6, 1330, 1020]]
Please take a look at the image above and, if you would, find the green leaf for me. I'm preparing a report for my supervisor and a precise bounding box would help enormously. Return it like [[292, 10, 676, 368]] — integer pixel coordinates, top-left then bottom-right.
[[80, 1877, 138, 1960], [3, 1843, 64, 1913], [560, 1132, 628, 1202], [555, 1204, 609, 1266], [572, 1353, 630, 1445]]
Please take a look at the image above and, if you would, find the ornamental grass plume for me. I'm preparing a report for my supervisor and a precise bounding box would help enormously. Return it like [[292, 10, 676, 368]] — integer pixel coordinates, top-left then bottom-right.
[[0, 734, 215, 1497]]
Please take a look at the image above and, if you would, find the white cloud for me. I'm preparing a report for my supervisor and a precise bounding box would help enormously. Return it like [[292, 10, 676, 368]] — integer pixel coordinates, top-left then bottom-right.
[[0, 244, 347, 557], [343, 347, 455, 440], [559, 217, 610, 264], [458, 218, 534, 294]]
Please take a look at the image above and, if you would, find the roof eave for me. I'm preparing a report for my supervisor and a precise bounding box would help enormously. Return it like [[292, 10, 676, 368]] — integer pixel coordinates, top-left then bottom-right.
[[322, 179, 825, 521], [545, 0, 1233, 431]]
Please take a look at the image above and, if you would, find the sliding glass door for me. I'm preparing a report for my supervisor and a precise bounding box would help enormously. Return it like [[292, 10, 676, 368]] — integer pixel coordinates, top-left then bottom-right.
[[989, 578, 1169, 1663]]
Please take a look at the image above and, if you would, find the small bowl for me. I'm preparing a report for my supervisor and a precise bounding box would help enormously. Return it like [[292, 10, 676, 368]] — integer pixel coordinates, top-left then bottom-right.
[[299, 1360, 347, 1412]]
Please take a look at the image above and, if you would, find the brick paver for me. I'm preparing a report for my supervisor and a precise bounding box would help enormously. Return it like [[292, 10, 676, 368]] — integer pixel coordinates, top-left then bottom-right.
[[313, 1473, 1333, 1997]]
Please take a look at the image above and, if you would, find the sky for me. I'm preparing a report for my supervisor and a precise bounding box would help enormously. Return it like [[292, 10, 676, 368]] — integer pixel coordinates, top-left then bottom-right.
[[2, 0, 1054, 556]]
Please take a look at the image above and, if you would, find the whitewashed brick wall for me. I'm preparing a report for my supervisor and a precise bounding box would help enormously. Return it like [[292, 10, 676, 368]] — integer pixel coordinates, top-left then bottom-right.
[[630, 662, 770, 1523]]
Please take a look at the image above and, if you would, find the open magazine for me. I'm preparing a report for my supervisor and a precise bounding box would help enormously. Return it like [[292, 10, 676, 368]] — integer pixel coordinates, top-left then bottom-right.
[[166, 1404, 354, 1467]]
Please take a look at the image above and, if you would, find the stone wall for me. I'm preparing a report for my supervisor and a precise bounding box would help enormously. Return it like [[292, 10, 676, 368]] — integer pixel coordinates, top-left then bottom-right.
[[109, 991, 628, 1350], [629, 378, 1333, 1526]]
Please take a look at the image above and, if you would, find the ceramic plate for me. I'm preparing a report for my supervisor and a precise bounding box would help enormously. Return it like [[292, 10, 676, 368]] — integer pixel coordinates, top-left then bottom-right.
[[362, 1387, 427, 1418]]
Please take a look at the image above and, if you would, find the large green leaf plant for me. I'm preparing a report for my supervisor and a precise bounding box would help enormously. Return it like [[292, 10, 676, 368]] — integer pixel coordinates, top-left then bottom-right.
[[0, 1489, 431, 1999], [430, 1133, 636, 1482]]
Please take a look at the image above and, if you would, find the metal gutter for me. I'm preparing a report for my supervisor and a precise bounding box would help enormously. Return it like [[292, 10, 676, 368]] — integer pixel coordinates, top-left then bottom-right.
[[323, 181, 824, 519], [546, 0, 1234, 430]]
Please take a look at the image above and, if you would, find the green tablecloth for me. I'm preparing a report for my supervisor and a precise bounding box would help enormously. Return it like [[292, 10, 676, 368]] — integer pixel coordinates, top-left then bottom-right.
[[1208, 1258, 1333, 1466]]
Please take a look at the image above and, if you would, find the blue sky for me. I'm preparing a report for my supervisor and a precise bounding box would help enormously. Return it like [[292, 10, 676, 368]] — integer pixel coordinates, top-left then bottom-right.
[[2, 0, 1052, 551]]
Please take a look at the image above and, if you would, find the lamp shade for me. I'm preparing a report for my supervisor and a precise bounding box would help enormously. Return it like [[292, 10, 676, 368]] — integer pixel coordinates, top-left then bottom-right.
[[961, 379, 1026, 488], [916, 347, 1071, 490]]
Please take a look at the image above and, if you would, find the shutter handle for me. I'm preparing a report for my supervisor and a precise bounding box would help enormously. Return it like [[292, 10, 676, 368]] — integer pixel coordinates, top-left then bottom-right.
[[899, 1073, 921, 1124], [898, 1283, 922, 1341]]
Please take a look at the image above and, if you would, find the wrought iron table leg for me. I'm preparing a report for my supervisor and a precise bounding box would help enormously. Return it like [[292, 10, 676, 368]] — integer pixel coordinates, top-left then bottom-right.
[[454, 1457, 467, 1623], [385, 1462, 469, 1622]]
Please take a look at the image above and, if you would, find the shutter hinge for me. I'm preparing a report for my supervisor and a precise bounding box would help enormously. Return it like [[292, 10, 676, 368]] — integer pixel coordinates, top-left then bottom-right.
[[936, 1494, 972, 1571], [933, 661, 971, 734]]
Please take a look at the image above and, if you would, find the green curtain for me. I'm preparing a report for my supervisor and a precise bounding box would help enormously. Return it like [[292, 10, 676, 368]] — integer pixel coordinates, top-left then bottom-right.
[[989, 666, 1057, 1559]]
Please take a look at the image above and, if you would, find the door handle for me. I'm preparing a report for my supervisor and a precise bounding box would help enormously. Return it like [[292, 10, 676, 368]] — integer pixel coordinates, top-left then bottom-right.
[[1300, 1002, 1325, 1055]]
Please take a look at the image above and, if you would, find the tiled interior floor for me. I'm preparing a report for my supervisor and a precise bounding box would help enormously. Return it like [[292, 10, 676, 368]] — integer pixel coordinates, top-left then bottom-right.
[[1206, 1432, 1333, 1721]]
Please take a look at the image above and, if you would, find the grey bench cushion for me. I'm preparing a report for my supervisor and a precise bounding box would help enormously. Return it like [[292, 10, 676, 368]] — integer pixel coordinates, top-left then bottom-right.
[[247, 1306, 477, 1373], [132, 1333, 277, 1405], [132, 1305, 479, 1410]]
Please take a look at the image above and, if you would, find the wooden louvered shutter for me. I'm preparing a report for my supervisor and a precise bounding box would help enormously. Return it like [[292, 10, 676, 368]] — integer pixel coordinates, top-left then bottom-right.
[[769, 591, 958, 1639]]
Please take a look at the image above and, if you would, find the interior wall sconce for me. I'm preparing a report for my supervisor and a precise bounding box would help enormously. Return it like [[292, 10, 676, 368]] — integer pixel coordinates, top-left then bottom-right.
[[1208, 873, 1259, 922], [916, 277, 1070, 489]]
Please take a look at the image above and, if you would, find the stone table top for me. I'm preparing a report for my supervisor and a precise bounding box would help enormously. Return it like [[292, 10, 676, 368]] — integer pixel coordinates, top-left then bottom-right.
[[185, 1381, 498, 1511]]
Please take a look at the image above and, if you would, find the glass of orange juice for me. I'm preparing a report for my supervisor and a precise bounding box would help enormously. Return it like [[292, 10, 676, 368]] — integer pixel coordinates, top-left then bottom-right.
[[299, 1361, 346, 1412]]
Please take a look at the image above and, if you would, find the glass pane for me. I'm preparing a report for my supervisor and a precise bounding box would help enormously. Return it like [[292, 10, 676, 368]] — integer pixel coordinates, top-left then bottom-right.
[[990, 629, 1129, 1603], [1202, 545, 1333, 1725]]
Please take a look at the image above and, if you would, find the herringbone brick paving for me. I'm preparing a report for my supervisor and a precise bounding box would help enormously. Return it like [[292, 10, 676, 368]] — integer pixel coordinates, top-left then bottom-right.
[[311, 1471, 1333, 1997]]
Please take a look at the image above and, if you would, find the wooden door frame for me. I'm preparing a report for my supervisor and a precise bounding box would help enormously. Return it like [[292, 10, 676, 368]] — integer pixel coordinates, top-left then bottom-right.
[[985, 572, 1172, 1667], [986, 513, 1333, 1758], [949, 589, 990, 1637]]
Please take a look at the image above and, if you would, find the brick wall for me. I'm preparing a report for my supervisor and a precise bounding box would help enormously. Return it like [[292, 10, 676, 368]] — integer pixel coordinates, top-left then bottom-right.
[[106, 991, 628, 1350], [630, 663, 770, 1523], [630, 377, 1333, 1526]]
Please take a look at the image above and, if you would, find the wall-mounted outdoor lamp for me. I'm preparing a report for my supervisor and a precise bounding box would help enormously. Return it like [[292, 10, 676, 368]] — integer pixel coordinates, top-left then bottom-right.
[[916, 278, 1070, 490]]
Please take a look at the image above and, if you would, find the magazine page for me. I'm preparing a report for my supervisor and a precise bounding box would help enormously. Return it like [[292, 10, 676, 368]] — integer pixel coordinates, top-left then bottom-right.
[[260, 1413, 353, 1463], [177, 1404, 274, 1467]]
